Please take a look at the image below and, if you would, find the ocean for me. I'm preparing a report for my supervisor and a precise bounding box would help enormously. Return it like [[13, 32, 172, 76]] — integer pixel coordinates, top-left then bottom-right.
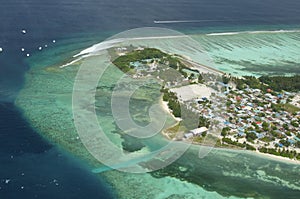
[[1, 0, 300, 198], [0, 102, 115, 198]]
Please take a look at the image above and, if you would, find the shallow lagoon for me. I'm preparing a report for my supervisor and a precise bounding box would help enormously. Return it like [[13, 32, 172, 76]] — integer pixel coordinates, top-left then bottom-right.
[[193, 30, 300, 76]]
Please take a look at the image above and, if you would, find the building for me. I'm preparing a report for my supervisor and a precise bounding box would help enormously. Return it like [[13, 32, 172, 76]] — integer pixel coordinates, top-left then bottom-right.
[[190, 127, 208, 136], [184, 133, 194, 139]]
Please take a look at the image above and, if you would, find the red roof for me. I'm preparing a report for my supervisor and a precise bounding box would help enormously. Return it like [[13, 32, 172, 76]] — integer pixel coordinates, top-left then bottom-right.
[[236, 96, 242, 101], [267, 88, 272, 93]]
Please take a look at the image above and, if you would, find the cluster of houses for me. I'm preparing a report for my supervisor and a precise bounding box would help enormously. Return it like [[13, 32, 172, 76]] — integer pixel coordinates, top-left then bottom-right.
[[113, 47, 300, 154], [221, 87, 300, 149], [182, 83, 300, 153]]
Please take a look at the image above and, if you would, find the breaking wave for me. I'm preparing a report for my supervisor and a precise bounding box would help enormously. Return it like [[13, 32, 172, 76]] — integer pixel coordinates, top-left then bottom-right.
[[206, 29, 300, 36]]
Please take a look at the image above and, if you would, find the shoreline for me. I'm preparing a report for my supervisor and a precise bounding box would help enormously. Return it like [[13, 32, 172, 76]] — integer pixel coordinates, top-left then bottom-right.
[[160, 124, 300, 166], [158, 90, 300, 165], [155, 54, 300, 165], [159, 96, 181, 122], [177, 56, 225, 76]]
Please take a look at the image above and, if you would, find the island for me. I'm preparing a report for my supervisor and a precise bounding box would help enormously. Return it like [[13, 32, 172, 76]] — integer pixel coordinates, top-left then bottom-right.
[[15, 30, 300, 199], [110, 46, 300, 161]]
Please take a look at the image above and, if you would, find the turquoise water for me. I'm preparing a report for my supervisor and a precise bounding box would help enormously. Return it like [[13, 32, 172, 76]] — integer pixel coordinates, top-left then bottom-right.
[[15, 28, 300, 198], [2, 0, 300, 198], [192, 30, 300, 76]]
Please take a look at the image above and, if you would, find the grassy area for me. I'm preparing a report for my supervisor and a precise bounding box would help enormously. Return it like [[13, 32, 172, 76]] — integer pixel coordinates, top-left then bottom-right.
[[163, 123, 187, 139], [271, 103, 300, 114], [283, 103, 300, 113]]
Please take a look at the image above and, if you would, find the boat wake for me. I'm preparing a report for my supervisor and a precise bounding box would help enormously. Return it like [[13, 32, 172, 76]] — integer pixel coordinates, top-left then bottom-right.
[[154, 19, 226, 24]]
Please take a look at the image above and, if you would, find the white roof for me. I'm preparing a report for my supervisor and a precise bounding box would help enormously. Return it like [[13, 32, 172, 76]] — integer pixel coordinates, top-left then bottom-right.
[[184, 133, 194, 138], [190, 127, 208, 135]]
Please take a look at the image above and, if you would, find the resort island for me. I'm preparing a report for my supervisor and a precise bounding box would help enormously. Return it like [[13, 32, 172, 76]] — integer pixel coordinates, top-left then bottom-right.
[[110, 46, 300, 161]]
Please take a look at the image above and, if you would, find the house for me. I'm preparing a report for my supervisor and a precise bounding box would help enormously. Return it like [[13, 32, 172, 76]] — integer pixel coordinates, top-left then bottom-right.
[[288, 139, 296, 145], [243, 106, 252, 111], [294, 136, 300, 142], [224, 121, 231, 125], [238, 131, 246, 137], [256, 133, 266, 139], [278, 143, 283, 148], [256, 121, 262, 125], [267, 88, 273, 93]]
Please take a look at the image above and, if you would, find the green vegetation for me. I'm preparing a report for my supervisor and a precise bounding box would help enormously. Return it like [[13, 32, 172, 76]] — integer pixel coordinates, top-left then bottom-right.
[[259, 147, 300, 160], [162, 88, 209, 130], [246, 132, 257, 142], [260, 136, 274, 142], [233, 75, 300, 92], [164, 123, 187, 139], [291, 120, 299, 127], [222, 74, 231, 84], [245, 144, 256, 151], [113, 48, 167, 72], [279, 139, 291, 147], [221, 127, 230, 137], [283, 103, 300, 113], [262, 121, 269, 131], [113, 47, 204, 82], [168, 99, 181, 118], [271, 103, 300, 114], [222, 137, 244, 148], [193, 136, 203, 143], [161, 88, 181, 117], [180, 106, 200, 130], [259, 75, 300, 92], [198, 116, 210, 128], [198, 74, 204, 83], [233, 76, 264, 90], [221, 138, 256, 150]]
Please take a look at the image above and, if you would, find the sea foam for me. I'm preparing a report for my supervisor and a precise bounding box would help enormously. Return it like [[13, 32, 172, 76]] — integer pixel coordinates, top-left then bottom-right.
[[206, 29, 300, 36]]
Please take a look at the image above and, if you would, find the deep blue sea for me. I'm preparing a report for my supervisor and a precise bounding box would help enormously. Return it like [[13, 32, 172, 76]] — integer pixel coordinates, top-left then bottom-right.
[[0, 103, 115, 199], [1, 0, 300, 198]]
